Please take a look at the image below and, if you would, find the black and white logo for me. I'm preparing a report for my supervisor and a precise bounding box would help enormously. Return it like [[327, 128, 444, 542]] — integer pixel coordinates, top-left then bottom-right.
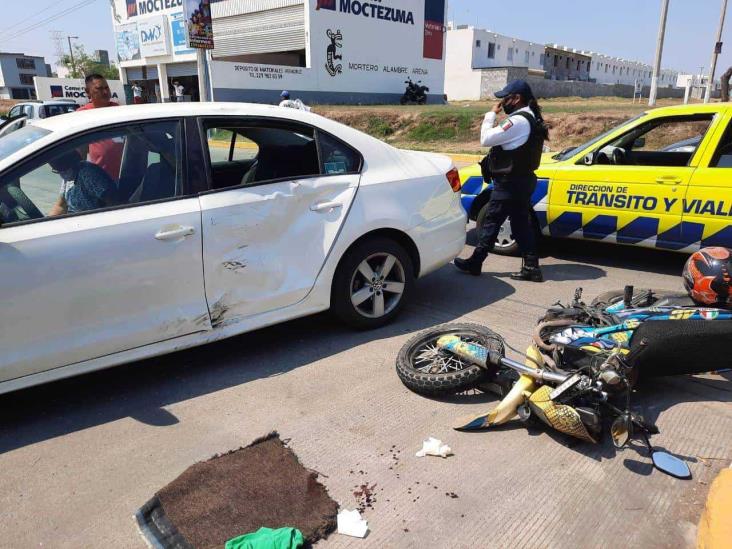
[[325, 29, 343, 77]]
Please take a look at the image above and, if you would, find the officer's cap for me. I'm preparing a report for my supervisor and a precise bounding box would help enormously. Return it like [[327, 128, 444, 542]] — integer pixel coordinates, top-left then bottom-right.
[[495, 80, 534, 99]]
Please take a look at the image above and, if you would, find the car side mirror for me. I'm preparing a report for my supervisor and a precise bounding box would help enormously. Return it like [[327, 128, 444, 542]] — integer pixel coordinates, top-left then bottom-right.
[[583, 152, 595, 166], [633, 137, 645, 148]]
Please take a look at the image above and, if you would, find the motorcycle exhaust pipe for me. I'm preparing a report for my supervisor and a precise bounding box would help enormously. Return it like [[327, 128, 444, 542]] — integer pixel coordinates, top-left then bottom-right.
[[499, 356, 569, 385], [436, 335, 569, 385]]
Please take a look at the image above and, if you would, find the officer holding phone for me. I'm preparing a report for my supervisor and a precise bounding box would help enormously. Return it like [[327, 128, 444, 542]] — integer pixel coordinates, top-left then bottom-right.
[[454, 80, 549, 282]]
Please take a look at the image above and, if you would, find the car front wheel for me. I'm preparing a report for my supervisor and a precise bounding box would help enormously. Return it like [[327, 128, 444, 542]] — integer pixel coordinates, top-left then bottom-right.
[[331, 237, 414, 329]]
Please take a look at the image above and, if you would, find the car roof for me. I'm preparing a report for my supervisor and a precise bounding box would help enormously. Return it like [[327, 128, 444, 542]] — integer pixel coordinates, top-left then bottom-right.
[[0, 102, 392, 173], [644, 103, 730, 117]]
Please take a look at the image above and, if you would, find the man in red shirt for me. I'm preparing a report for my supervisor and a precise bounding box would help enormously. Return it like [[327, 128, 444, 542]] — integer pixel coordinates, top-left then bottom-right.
[[77, 74, 123, 181]]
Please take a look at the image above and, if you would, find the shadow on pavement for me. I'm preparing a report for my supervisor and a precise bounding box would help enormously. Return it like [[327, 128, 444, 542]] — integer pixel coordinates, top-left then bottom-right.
[[0, 265, 515, 454], [467, 224, 687, 278]]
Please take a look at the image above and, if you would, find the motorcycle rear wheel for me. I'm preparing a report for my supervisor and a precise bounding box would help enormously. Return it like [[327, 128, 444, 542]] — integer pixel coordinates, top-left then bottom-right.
[[396, 323, 504, 396]]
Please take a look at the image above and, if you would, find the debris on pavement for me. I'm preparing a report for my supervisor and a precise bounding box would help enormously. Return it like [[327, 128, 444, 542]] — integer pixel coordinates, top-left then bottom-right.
[[337, 509, 369, 538], [415, 437, 452, 458]]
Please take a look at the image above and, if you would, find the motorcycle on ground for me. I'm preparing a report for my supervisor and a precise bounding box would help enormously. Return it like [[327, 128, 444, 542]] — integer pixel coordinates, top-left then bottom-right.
[[396, 285, 732, 479], [400, 78, 430, 105]]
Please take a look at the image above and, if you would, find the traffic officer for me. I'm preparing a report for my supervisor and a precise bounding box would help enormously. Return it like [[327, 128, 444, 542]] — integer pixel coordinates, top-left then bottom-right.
[[454, 79, 549, 282]]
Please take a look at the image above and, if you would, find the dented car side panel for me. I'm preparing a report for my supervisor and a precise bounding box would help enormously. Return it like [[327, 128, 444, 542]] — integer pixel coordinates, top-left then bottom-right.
[[198, 174, 359, 324]]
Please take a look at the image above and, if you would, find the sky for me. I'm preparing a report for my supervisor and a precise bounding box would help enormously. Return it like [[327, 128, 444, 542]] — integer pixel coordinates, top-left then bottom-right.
[[0, 0, 730, 76]]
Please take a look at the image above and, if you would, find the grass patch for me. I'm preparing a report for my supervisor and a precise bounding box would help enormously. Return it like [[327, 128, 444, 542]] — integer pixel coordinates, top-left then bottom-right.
[[406, 111, 475, 142], [366, 116, 395, 138]]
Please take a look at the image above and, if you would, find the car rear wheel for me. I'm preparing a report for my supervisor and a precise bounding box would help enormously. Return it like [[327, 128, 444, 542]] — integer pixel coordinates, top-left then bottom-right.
[[331, 237, 414, 329]]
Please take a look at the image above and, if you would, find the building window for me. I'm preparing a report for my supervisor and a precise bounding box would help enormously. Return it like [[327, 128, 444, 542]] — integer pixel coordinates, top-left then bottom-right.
[[497, 44, 501, 50], [577, 60, 581, 70], [15, 58, 35, 70], [605, 65, 609, 73], [476, 40, 481, 48], [524, 51, 530, 64], [566, 57, 570, 69], [487, 42, 496, 59], [540, 54, 545, 65], [553, 55, 558, 67], [507, 47, 513, 61], [19, 74, 35, 85]]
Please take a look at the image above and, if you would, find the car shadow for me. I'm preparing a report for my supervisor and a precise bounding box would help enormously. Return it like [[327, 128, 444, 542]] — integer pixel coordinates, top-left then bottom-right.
[[0, 266, 516, 455], [543, 238, 686, 277], [467, 224, 686, 278]]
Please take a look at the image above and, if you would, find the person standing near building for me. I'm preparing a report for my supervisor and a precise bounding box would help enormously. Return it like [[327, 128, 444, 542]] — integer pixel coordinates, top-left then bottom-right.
[[173, 81, 185, 102], [454, 80, 548, 282], [132, 81, 144, 104], [278, 90, 311, 111]]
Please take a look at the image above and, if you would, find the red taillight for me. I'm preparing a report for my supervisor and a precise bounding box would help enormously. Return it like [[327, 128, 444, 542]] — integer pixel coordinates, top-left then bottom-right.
[[446, 168, 461, 192]]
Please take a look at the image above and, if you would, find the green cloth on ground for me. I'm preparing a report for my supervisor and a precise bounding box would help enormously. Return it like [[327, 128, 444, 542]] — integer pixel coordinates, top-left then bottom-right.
[[224, 527, 304, 549]]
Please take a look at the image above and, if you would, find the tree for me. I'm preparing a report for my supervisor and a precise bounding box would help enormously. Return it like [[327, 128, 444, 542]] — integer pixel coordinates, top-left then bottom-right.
[[59, 44, 118, 81]]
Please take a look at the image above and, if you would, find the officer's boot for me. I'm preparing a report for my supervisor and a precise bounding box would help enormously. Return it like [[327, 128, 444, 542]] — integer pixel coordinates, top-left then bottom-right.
[[454, 250, 486, 276], [510, 254, 543, 282]]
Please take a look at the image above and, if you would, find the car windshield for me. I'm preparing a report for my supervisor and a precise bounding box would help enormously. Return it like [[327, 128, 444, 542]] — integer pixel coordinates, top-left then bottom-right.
[[554, 113, 646, 161], [0, 124, 51, 158]]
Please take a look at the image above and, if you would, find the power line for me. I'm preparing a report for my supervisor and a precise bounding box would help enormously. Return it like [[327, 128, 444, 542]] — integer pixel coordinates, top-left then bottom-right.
[[0, 0, 99, 46], [0, 0, 75, 35]]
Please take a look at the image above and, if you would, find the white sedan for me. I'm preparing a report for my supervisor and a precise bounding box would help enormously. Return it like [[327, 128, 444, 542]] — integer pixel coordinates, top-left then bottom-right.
[[0, 103, 466, 394]]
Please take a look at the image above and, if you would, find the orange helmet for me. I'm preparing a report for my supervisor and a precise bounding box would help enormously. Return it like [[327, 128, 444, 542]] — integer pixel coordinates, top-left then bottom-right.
[[683, 247, 732, 306]]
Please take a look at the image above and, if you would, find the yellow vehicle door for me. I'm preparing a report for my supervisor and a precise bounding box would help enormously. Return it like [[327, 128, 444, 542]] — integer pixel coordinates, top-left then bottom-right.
[[548, 112, 719, 249], [685, 107, 732, 249]]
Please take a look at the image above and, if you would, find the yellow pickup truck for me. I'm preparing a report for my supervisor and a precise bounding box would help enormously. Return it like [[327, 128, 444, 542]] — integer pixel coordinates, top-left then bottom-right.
[[459, 103, 732, 255]]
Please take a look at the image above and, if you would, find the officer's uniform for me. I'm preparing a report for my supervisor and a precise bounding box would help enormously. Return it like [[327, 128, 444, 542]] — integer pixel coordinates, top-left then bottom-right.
[[478, 106, 540, 257], [455, 80, 545, 281]]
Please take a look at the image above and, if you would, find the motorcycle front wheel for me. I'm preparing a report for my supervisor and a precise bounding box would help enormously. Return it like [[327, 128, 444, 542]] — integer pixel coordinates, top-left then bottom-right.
[[396, 323, 504, 396]]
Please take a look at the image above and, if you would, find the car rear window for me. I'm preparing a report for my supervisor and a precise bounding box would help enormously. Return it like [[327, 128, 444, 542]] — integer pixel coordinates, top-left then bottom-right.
[[0, 125, 51, 158], [40, 104, 79, 118]]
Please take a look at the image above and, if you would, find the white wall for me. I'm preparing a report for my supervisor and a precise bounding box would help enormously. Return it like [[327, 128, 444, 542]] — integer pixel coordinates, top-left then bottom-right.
[[211, 0, 447, 100], [470, 28, 544, 71], [444, 28, 482, 100]]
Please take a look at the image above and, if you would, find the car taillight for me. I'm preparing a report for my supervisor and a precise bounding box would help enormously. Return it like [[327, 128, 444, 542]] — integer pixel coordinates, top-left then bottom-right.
[[446, 168, 461, 192]]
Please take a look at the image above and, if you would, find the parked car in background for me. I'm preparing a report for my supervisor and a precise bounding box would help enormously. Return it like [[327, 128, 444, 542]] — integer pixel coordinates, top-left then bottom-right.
[[0, 102, 466, 394], [4, 99, 79, 122], [460, 103, 732, 255]]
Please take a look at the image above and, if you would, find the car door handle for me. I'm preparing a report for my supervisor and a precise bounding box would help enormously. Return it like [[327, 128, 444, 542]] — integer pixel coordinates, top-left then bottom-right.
[[155, 225, 195, 241], [655, 176, 682, 185], [310, 201, 343, 212]]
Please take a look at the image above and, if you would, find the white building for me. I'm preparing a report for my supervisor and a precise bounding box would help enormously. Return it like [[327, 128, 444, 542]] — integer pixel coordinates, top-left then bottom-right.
[[445, 25, 544, 101], [110, 0, 447, 104], [0, 52, 51, 100], [587, 52, 678, 88]]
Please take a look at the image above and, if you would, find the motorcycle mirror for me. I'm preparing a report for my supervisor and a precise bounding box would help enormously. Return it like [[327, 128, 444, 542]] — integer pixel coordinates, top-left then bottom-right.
[[611, 415, 631, 448], [652, 451, 692, 479]]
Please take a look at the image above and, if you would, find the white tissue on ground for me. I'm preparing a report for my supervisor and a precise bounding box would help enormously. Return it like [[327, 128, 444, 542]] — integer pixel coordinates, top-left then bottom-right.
[[337, 509, 369, 538], [415, 437, 453, 458]]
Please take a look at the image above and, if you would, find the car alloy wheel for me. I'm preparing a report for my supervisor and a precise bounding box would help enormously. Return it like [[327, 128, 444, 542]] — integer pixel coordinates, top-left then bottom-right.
[[349, 252, 406, 319]]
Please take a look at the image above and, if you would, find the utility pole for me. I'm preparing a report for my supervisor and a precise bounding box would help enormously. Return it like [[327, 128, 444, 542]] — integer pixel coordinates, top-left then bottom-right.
[[704, 0, 728, 102], [649, 0, 670, 106], [67, 35, 79, 77]]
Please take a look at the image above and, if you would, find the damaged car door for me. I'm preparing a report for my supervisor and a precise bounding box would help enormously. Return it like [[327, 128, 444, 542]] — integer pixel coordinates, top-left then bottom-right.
[[198, 118, 361, 327], [0, 119, 210, 382]]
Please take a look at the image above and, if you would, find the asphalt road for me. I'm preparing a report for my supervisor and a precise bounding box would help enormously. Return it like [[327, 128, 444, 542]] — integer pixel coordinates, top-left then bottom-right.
[[1, 233, 730, 548]]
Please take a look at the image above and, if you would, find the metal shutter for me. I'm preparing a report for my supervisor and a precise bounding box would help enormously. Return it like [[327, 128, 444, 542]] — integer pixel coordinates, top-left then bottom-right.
[[125, 66, 158, 80], [212, 4, 305, 58], [166, 62, 198, 77]]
